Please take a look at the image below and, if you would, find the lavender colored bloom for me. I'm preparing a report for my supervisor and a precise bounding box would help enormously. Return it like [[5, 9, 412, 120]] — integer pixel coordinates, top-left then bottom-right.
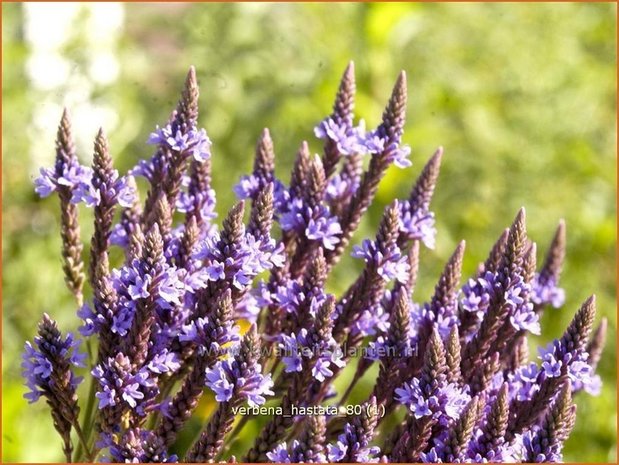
[[306, 215, 342, 250], [34, 162, 93, 198], [538, 341, 600, 395], [396, 378, 470, 423], [531, 273, 565, 308], [177, 187, 217, 220], [461, 271, 495, 316], [398, 201, 437, 249], [147, 350, 181, 374], [71, 172, 136, 209], [314, 117, 366, 155], [461, 270, 540, 335], [327, 442, 349, 462], [280, 198, 342, 250], [236, 281, 272, 321], [178, 315, 240, 355], [148, 124, 212, 162], [328, 422, 381, 463], [352, 239, 409, 283], [410, 301, 458, 340], [267, 443, 293, 463], [193, 227, 282, 291], [278, 328, 345, 381], [22, 330, 85, 403], [24, 65, 605, 464], [325, 173, 359, 202], [92, 353, 157, 413], [106, 428, 179, 463], [205, 356, 274, 408]]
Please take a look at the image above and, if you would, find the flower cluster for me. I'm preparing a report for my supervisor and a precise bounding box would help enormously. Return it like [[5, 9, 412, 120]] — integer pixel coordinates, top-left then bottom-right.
[[279, 327, 345, 382], [23, 63, 605, 463]]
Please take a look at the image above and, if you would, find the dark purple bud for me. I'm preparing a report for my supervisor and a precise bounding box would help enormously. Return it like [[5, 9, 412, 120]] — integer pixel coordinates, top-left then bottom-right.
[[290, 141, 312, 200], [408, 147, 442, 213], [445, 325, 461, 383], [175, 65, 199, 132], [587, 317, 607, 370], [254, 128, 275, 181], [469, 383, 509, 460], [248, 183, 275, 239], [523, 382, 576, 462]]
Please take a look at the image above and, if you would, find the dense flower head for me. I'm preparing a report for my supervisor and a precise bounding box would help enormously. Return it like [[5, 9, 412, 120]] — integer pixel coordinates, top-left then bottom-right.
[[236, 281, 272, 321], [22, 329, 85, 403], [325, 172, 359, 203], [538, 341, 600, 394], [461, 270, 540, 335], [178, 315, 240, 355], [280, 198, 342, 250], [520, 429, 562, 463], [176, 185, 217, 221], [314, 117, 367, 156], [34, 161, 92, 198], [278, 328, 345, 382], [23, 64, 604, 463], [410, 301, 459, 340], [314, 117, 412, 169], [92, 353, 158, 414], [531, 273, 565, 308], [71, 172, 136, 209], [205, 356, 274, 407], [103, 429, 179, 463], [398, 200, 437, 248], [267, 440, 327, 464], [273, 280, 323, 316], [352, 239, 410, 283], [148, 124, 212, 163], [193, 228, 284, 290], [327, 423, 382, 463], [234, 175, 288, 208], [396, 377, 471, 424]]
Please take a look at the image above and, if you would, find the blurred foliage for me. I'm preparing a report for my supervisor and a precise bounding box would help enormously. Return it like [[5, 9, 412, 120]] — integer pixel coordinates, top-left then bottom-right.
[[2, 2, 616, 462]]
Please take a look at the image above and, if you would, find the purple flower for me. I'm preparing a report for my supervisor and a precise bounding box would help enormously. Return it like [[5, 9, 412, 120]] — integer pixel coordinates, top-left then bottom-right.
[[280, 198, 342, 249], [531, 273, 565, 308], [328, 422, 381, 463], [22, 329, 85, 403], [148, 124, 212, 162], [71, 172, 136, 209], [351, 239, 409, 283], [147, 350, 181, 374], [34, 162, 92, 198], [396, 378, 470, 423], [193, 227, 282, 292], [267, 443, 292, 463], [306, 215, 342, 250], [314, 117, 366, 155], [178, 315, 239, 356], [106, 428, 178, 463], [92, 353, 157, 414], [278, 329, 345, 382], [398, 201, 436, 249], [327, 442, 348, 462], [205, 357, 274, 408]]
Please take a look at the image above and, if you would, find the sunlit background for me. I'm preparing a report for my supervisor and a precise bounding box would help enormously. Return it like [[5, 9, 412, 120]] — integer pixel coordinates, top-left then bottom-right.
[[2, 2, 616, 462]]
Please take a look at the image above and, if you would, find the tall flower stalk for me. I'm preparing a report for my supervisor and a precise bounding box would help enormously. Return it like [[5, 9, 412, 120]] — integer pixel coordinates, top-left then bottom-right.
[[24, 63, 605, 463]]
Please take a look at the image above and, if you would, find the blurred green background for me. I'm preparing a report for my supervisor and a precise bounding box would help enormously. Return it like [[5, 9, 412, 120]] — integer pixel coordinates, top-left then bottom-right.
[[2, 2, 616, 462]]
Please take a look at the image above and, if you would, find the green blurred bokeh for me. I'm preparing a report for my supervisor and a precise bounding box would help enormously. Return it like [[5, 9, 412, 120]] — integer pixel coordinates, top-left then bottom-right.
[[2, 3, 616, 462]]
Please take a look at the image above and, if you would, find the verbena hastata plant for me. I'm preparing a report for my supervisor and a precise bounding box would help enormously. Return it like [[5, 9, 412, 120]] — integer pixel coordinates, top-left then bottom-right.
[[24, 63, 606, 463]]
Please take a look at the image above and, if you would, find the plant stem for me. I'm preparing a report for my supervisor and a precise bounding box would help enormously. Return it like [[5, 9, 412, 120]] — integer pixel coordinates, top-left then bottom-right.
[[75, 339, 97, 462]]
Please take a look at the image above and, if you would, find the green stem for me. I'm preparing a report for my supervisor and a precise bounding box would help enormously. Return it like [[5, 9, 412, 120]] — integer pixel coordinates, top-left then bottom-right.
[[73, 421, 95, 462], [75, 339, 97, 462]]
